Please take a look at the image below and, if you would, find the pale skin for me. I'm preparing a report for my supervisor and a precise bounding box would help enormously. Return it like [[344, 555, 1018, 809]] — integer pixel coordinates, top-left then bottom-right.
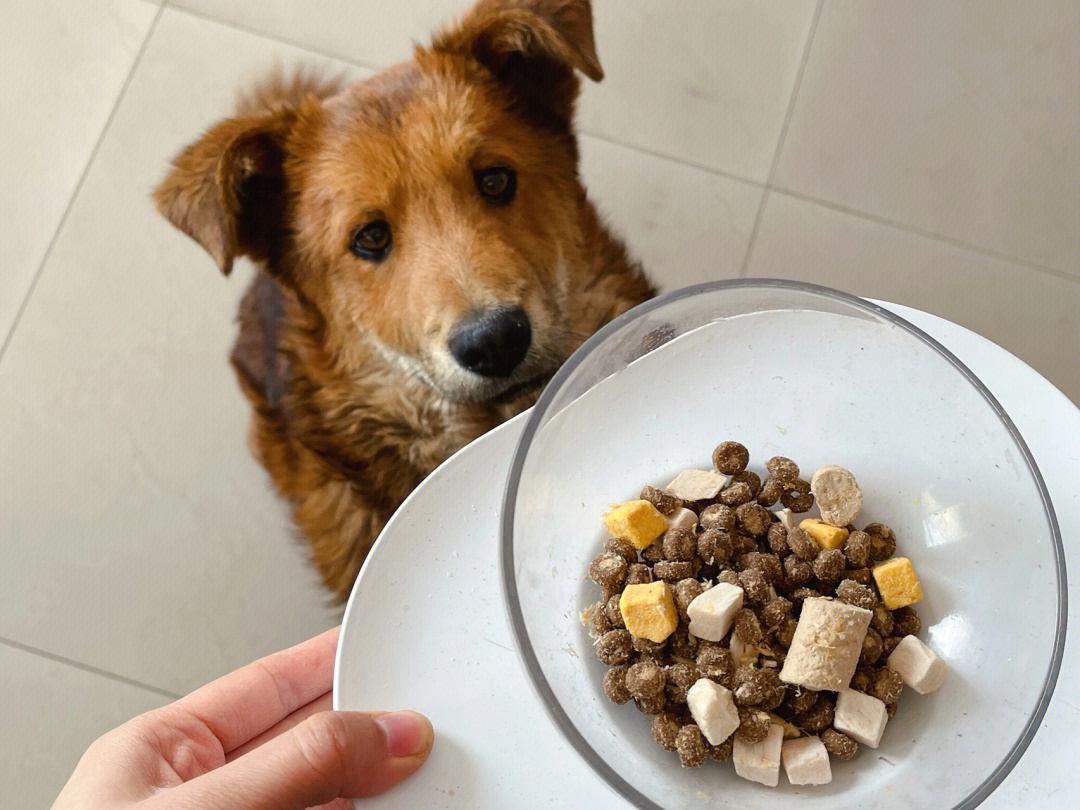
[[53, 627, 432, 810]]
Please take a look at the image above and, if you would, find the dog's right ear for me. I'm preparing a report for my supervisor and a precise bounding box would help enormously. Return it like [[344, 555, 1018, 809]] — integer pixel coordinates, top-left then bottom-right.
[[153, 109, 296, 275]]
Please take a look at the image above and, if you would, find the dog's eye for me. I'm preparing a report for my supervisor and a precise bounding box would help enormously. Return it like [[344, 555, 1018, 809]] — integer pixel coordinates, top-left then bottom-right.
[[349, 220, 392, 261], [474, 167, 516, 205]]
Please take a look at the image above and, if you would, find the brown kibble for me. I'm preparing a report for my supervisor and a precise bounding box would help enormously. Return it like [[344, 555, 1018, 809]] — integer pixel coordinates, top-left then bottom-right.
[[697, 529, 734, 566], [734, 608, 764, 645], [672, 578, 705, 621], [736, 502, 772, 536], [893, 606, 922, 636], [696, 645, 735, 683], [625, 563, 652, 586], [652, 712, 682, 751], [717, 568, 741, 588], [844, 530, 871, 568], [582, 601, 613, 637], [872, 667, 904, 704], [596, 630, 634, 665], [796, 695, 835, 733], [732, 533, 758, 557], [774, 617, 798, 647], [787, 527, 818, 561], [604, 665, 632, 704], [812, 548, 847, 583], [626, 658, 667, 699], [847, 567, 873, 586], [654, 560, 695, 583], [635, 693, 667, 715], [836, 578, 877, 610], [822, 728, 859, 760], [640, 484, 679, 516], [605, 594, 625, 629], [662, 527, 697, 561], [861, 628, 884, 665], [766, 522, 789, 557], [734, 666, 784, 709], [736, 708, 771, 743], [783, 555, 813, 588], [871, 603, 895, 636], [712, 441, 749, 474], [761, 596, 793, 628], [786, 686, 818, 715], [632, 635, 668, 656], [885, 701, 898, 719], [676, 724, 708, 767], [589, 551, 628, 589], [641, 539, 664, 564], [864, 523, 897, 561], [781, 479, 815, 512], [603, 535, 638, 566], [850, 665, 875, 693], [709, 737, 735, 762], [882, 636, 902, 657], [718, 480, 753, 507], [766, 456, 800, 485], [731, 471, 762, 498], [665, 662, 698, 703], [699, 503, 736, 532], [757, 477, 784, 507], [788, 587, 821, 608], [739, 568, 770, 606], [740, 551, 783, 586], [670, 628, 699, 659]]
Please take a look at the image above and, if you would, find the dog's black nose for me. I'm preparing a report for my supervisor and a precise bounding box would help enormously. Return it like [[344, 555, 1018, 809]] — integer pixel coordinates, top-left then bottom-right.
[[448, 306, 531, 378]]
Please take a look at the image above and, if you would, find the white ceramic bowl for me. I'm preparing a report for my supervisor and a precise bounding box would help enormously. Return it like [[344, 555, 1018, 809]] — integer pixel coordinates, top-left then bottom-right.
[[502, 280, 1066, 810]]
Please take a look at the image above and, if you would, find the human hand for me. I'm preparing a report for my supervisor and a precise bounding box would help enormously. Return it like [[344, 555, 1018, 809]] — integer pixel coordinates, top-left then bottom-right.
[[53, 627, 432, 810]]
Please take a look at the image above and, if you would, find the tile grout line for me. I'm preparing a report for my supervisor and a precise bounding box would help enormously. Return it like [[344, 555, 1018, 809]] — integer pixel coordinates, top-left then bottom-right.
[[0, 2, 167, 368], [739, 0, 825, 278], [1, 636, 181, 699]]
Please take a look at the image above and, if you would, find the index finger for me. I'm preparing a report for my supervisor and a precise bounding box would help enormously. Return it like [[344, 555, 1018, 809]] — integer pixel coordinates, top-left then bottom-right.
[[171, 625, 341, 753]]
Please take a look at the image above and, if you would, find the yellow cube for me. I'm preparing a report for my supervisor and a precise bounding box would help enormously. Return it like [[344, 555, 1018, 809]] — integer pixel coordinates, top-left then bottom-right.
[[799, 518, 849, 550], [604, 500, 668, 550], [873, 557, 923, 609], [619, 582, 679, 643]]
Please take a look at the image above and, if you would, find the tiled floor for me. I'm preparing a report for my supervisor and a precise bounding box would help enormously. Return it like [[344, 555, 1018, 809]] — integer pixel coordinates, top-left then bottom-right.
[[2, 1, 1077, 804]]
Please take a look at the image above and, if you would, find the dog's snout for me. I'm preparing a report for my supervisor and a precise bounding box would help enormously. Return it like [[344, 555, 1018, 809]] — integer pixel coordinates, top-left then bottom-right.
[[447, 306, 531, 378]]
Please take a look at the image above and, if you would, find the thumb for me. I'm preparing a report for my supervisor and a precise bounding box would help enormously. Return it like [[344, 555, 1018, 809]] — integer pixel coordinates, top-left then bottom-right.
[[170, 710, 432, 810]]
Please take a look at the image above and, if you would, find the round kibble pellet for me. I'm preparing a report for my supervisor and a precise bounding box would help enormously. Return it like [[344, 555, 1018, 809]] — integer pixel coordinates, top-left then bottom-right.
[[781, 478, 815, 513], [665, 662, 697, 703], [732, 533, 758, 557], [734, 667, 784, 709], [787, 527, 818, 561], [596, 630, 633, 665], [822, 728, 858, 760], [872, 667, 904, 704], [583, 601, 613, 637], [709, 737, 734, 762], [774, 617, 798, 647], [861, 627, 884, 666], [635, 693, 667, 715], [676, 724, 708, 767], [717, 568, 741, 588], [625, 562, 652, 586], [731, 471, 762, 498], [766, 456, 800, 485], [836, 578, 877, 610], [761, 596, 793, 628], [632, 635, 668, 656], [736, 708, 771, 743], [662, 527, 697, 561], [796, 695, 835, 733], [759, 552, 784, 585], [783, 555, 813, 588], [766, 522, 790, 556], [882, 636, 902, 657], [640, 484, 679, 516], [843, 530, 871, 568], [757, 477, 784, 507], [641, 539, 664, 564], [893, 606, 922, 636], [654, 560, 694, 583], [789, 587, 821, 608], [812, 548, 847, 583], [847, 567, 873, 586], [589, 552, 628, 589], [670, 629, 699, 659], [626, 659, 666, 699], [603, 536, 638, 566], [699, 503, 736, 532], [604, 665, 632, 704], [696, 645, 735, 683], [605, 594, 625, 629], [864, 523, 897, 561], [672, 578, 704, 621], [736, 502, 772, 536], [850, 665, 875, 694], [718, 480, 753, 507], [871, 603, 895, 636], [712, 441, 749, 474], [786, 686, 818, 715], [652, 712, 682, 751], [698, 529, 734, 566], [739, 568, 770, 606], [734, 608, 764, 645]]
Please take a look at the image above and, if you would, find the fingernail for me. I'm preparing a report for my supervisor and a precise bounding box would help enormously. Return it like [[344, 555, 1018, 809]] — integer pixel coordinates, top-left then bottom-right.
[[376, 711, 431, 758]]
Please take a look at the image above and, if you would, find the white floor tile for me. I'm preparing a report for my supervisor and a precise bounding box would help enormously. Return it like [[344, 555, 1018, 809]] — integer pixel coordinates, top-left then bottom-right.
[[747, 192, 1080, 405], [579, 137, 762, 290], [0, 10, 359, 695], [774, 0, 1080, 274], [0, 0, 155, 344], [170, 0, 818, 181], [0, 644, 167, 808]]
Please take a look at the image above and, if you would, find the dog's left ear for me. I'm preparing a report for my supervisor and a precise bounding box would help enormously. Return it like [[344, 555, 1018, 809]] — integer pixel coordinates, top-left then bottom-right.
[[433, 0, 603, 125]]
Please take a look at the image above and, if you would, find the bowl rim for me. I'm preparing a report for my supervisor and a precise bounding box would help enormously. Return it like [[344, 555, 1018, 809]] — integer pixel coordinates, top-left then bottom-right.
[[500, 278, 1067, 810]]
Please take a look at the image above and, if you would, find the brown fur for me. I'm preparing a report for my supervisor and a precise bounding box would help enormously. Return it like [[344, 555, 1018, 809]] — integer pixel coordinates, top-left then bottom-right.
[[154, 0, 654, 600]]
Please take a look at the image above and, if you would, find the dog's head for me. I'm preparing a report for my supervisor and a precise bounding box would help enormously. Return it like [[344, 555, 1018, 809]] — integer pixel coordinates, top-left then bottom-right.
[[155, 0, 605, 404]]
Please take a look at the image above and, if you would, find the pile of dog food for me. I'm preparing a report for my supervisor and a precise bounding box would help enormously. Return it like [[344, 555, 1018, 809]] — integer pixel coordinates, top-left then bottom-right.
[[581, 442, 947, 787]]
